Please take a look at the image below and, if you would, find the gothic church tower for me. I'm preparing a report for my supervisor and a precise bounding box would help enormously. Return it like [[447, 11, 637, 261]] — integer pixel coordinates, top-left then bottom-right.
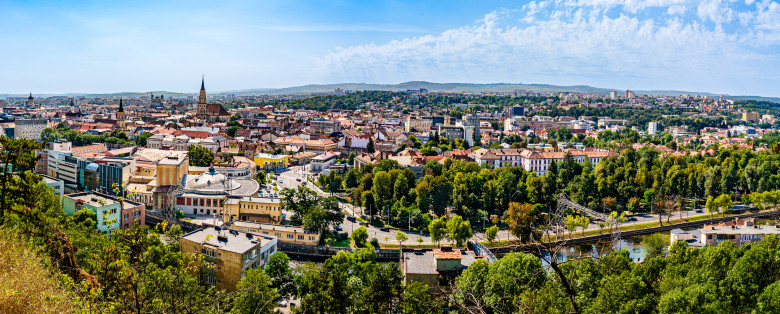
[[197, 76, 209, 120]]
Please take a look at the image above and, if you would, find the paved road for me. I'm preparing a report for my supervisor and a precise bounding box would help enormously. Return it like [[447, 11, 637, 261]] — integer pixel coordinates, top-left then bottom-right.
[[277, 166, 423, 243], [275, 166, 737, 245]]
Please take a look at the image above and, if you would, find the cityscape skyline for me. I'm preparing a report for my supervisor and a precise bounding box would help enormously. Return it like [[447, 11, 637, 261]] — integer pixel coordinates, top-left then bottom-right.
[[3, 0, 780, 97]]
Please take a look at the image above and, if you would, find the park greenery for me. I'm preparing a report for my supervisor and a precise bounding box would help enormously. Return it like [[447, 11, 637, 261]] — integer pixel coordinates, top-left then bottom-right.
[[314, 142, 780, 240], [41, 126, 134, 146]]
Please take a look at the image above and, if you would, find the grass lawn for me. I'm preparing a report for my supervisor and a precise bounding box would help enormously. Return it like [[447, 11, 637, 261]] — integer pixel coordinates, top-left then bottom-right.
[[326, 238, 351, 247]]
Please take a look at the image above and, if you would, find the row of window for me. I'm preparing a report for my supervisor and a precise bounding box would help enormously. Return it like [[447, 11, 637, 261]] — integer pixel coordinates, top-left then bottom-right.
[[240, 203, 279, 211]]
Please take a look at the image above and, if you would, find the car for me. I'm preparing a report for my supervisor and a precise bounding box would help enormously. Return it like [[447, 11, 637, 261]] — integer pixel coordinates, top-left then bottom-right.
[[627, 217, 638, 222], [278, 300, 288, 307], [695, 209, 703, 213], [379, 227, 390, 232], [296, 178, 301, 182], [359, 221, 368, 226], [279, 179, 284, 183], [334, 226, 343, 231], [346, 216, 357, 222]]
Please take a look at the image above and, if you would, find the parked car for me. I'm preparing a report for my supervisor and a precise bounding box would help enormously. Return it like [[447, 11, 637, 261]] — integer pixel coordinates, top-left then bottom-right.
[[334, 225, 343, 231], [296, 178, 301, 182], [627, 217, 638, 222], [279, 179, 284, 183], [359, 221, 369, 226], [695, 209, 703, 213], [379, 227, 390, 232], [346, 216, 357, 222]]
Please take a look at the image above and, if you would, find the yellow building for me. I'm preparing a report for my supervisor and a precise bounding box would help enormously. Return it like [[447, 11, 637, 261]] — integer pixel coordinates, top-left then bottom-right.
[[742, 112, 759, 123], [254, 153, 288, 172], [180, 227, 277, 292], [156, 155, 189, 187], [224, 196, 282, 224], [231, 221, 320, 246]]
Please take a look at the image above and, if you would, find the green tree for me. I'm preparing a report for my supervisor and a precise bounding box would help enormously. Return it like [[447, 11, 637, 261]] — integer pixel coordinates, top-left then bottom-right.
[[352, 225, 369, 247], [446, 215, 473, 247], [486, 225, 499, 244], [715, 193, 733, 217], [429, 176, 452, 216], [372, 171, 393, 205], [641, 233, 670, 259], [588, 271, 653, 314], [393, 175, 409, 202], [230, 268, 279, 314], [428, 218, 448, 246], [265, 252, 296, 299], [415, 180, 432, 213], [226, 125, 240, 137], [401, 282, 441, 314], [0, 136, 44, 224], [40, 127, 61, 143], [187, 145, 214, 167], [395, 230, 408, 247], [504, 202, 538, 243], [302, 197, 345, 235], [367, 138, 375, 154]]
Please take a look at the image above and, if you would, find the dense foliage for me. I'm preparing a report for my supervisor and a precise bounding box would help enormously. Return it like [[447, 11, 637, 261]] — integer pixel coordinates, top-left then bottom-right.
[[41, 127, 133, 146], [187, 145, 215, 167]]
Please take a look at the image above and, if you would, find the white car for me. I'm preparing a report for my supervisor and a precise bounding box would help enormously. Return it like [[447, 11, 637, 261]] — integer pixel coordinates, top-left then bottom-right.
[[279, 179, 283, 183]]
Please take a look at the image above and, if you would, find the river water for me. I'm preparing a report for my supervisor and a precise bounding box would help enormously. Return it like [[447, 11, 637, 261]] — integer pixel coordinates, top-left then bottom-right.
[[494, 235, 654, 266]]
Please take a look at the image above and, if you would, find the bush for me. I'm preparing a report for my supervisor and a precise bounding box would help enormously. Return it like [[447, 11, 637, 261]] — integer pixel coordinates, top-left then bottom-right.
[[176, 210, 184, 219], [370, 237, 379, 248]]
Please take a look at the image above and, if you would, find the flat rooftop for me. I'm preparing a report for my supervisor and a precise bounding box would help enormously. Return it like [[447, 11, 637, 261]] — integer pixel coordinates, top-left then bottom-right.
[[66, 192, 144, 209], [181, 227, 273, 254], [701, 225, 780, 235], [403, 249, 482, 275], [231, 221, 317, 235], [67, 192, 119, 207], [238, 196, 281, 204]]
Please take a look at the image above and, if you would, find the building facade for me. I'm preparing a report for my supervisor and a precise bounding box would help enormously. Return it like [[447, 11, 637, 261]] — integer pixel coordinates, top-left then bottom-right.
[[14, 119, 47, 140], [223, 196, 282, 224], [254, 153, 289, 173], [179, 227, 277, 291]]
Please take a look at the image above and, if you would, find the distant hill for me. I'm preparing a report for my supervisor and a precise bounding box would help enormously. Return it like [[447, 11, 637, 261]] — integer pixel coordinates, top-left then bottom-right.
[[222, 81, 622, 96], [3, 81, 779, 103], [222, 82, 780, 103]]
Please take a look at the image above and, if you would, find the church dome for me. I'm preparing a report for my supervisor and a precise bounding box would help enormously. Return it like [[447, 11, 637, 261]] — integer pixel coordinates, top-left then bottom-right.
[[186, 166, 243, 193]]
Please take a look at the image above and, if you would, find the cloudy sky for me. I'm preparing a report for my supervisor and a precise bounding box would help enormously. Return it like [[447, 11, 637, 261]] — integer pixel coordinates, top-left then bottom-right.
[[2, 0, 780, 96]]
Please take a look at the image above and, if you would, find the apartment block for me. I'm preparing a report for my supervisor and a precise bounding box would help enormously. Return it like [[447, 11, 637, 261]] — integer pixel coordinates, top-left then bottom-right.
[[179, 227, 278, 291]]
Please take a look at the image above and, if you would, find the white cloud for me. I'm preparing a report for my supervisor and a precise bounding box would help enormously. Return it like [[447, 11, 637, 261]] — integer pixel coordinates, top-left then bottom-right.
[[321, 0, 780, 96]]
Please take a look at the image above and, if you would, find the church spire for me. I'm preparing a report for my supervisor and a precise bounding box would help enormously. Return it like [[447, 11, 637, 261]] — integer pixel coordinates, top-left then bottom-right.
[[118, 98, 124, 112], [198, 76, 207, 106]]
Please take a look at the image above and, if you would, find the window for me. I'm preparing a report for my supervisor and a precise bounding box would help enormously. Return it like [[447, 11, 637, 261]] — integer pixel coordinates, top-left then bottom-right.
[[298, 235, 304, 240], [207, 275, 216, 285], [287, 234, 293, 239], [308, 236, 315, 241]]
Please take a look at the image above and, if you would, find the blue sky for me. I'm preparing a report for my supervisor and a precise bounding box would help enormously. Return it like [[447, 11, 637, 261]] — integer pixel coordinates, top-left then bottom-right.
[[2, 0, 780, 96]]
